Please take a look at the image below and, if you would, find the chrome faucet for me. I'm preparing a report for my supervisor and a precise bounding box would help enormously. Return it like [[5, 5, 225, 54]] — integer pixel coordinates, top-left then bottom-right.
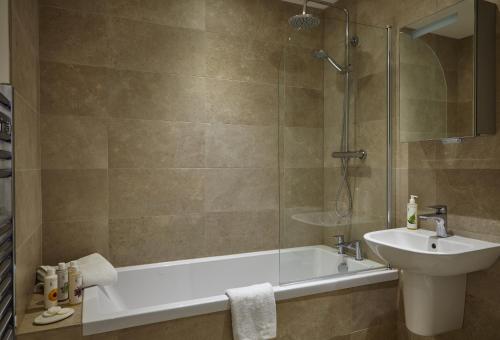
[[333, 235, 363, 261], [418, 205, 449, 238]]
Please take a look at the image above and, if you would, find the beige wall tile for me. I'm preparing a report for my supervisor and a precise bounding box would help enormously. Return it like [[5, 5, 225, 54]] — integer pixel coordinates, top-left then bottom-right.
[[206, 32, 281, 84], [109, 214, 205, 266], [11, 16, 39, 110], [350, 322, 398, 340], [351, 283, 398, 331], [356, 72, 387, 122], [114, 311, 232, 340], [204, 168, 278, 212], [284, 168, 323, 208], [205, 124, 277, 168], [281, 207, 324, 248], [17, 325, 85, 340], [12, 0, 38, 54], [205, 0, 260, 39], [39, 7, 110, 66], [109, 120, 206, 169], [42, 169, 108, 222], [43, 218, 109, 264], [14, 94, 40, 170], [284, 45, 323, 90], [109, 169, 204, 218], [15, 170, 42, 248], [277, 291, 352, 339], [284, 87, 323, 128], [41, 115, 108, 169], [40, 62, 109, 117], [107, 0, 206, 30], [284, 127, 323, 168], [108, 17, 206, 76], [107, 70, 206, 122], [356, 119, 386, 169], [206, 79, 278, 126], [15, 227, 42, 327], [40, 0, 107, 13], [204, 210, 279, 256]]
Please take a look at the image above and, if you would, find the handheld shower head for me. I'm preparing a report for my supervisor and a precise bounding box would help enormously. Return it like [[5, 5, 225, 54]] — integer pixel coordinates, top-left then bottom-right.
[[313, 49, 346, 73], [288, 0, 320, 30]]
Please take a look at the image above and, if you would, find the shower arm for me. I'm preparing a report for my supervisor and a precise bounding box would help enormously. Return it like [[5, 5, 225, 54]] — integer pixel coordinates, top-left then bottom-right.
[[302, 0, 307, 15]]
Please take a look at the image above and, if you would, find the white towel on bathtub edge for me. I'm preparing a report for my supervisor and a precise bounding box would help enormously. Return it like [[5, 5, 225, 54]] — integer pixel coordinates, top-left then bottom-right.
[[226, 282, 277, 340]]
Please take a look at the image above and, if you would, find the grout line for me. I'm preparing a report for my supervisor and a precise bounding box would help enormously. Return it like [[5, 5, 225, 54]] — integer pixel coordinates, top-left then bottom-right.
[[38, 58, 324, 91]]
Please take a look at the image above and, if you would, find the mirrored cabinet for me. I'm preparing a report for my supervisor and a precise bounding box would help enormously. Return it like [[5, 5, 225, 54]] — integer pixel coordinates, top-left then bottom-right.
[[399, 0, 496, 142]]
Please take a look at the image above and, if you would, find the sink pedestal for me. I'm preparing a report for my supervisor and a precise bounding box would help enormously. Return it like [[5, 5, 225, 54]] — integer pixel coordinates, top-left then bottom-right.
[[403, 271, 466, 336]]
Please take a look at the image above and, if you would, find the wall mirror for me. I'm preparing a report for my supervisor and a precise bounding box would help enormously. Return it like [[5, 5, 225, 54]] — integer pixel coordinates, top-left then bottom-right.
[[399, 0, 496, 143]]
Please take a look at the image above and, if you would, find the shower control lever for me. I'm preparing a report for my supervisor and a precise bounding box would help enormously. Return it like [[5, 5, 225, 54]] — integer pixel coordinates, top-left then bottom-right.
[[331, 150, 367, 160]]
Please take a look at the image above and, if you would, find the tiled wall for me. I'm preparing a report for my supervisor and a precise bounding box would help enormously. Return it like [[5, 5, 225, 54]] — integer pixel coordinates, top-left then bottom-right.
[[11, 0, 43, 326], [38, 0, 335, 266], [17, 281, 399, 340], [337, 0, 500, 338], [321, 10, 389, 255], [279, 25, 325, 248], [0, 0, 9, 82]]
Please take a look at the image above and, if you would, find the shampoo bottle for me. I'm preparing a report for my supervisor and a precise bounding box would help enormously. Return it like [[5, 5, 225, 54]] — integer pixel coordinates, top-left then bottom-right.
[[407, 195, 418, 230], [68, 261, 83, 305], [56, 262, 69, 302], [43, 267, 58, 309]]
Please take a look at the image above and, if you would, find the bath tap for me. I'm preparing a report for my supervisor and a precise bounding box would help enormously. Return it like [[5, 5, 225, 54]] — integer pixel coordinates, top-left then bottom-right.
[[418, 205, 449, 238], [333, 235, 363, 261]]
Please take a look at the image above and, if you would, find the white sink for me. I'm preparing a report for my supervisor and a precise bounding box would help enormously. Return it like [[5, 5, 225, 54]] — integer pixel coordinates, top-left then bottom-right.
[[364, 227, 500, 276], [364, 228, 500, 336]]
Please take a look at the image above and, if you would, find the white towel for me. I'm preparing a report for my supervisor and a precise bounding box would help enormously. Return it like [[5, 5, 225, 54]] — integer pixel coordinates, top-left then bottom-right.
[[226, 283, 277, 340], [36, 253, 117, 288], [77, 253, 117, 288]]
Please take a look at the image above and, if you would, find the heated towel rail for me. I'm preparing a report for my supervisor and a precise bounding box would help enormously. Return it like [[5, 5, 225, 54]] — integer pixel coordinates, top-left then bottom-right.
[[0, 84, 14, 340]]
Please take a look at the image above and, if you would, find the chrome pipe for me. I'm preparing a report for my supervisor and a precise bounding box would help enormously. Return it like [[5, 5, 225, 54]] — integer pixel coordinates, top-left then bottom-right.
[[386, 26, 393, 229]]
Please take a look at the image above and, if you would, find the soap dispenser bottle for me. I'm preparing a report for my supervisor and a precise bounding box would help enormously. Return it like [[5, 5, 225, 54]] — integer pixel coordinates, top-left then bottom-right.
[[68, 261, 83, 305], [407, 195, 418, 230], [44, 267, 58, 309]]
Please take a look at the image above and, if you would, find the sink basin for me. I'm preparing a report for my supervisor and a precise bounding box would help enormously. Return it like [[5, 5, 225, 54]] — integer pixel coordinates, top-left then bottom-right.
[[364, 228, 500, 336], [364, 227, 500, 276]]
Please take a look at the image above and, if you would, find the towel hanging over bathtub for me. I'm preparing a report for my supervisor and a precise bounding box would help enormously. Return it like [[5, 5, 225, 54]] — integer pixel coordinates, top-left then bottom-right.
[[226, 283, 277, 340]]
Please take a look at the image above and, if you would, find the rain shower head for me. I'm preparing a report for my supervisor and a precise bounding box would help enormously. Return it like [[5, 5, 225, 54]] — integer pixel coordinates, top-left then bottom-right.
[[288, 0, 320, 30], [289, 13, 321, 30], [313, 49, 346, 73]]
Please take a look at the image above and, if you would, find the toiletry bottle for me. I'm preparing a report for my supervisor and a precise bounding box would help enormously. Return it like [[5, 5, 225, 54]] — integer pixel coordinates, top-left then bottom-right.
[[44, 267, 58, 309], [407, 195, 418, 230], [68, 261, 83, 305], [56, 262, 69, 302]]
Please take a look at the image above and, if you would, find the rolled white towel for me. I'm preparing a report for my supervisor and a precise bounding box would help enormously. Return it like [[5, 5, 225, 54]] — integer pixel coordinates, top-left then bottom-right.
[[226, 283, 276, 340], [36, 253, 117, 288], [77, 253, 117, 288]]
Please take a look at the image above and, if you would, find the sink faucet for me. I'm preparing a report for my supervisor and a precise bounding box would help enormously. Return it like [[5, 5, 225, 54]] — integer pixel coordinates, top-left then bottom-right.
[[333, 235, 363, 260], [418, 205, 449, 238]]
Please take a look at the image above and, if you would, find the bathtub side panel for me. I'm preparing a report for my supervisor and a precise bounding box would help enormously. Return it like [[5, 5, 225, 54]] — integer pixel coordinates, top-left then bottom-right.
[[22, 281, 398, 340]]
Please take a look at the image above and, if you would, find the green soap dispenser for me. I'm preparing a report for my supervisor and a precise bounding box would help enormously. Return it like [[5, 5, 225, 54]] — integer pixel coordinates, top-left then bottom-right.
[[407, 195, 418, 230]]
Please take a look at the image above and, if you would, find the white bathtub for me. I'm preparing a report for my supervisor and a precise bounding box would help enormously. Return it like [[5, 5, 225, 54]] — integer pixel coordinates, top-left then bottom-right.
[[83, 245, 398, 335]]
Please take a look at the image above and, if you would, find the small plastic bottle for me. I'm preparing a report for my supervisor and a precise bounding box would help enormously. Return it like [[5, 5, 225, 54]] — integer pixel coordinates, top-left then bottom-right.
[[44, 267, 58, 309], [407, 195, 418, 230], [68, 261, 83, 305], [56, 262, 69, 302]]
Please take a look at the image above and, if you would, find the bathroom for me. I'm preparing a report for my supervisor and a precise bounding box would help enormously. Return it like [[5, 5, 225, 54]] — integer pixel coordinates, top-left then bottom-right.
[[1, 0, 500, 338]]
